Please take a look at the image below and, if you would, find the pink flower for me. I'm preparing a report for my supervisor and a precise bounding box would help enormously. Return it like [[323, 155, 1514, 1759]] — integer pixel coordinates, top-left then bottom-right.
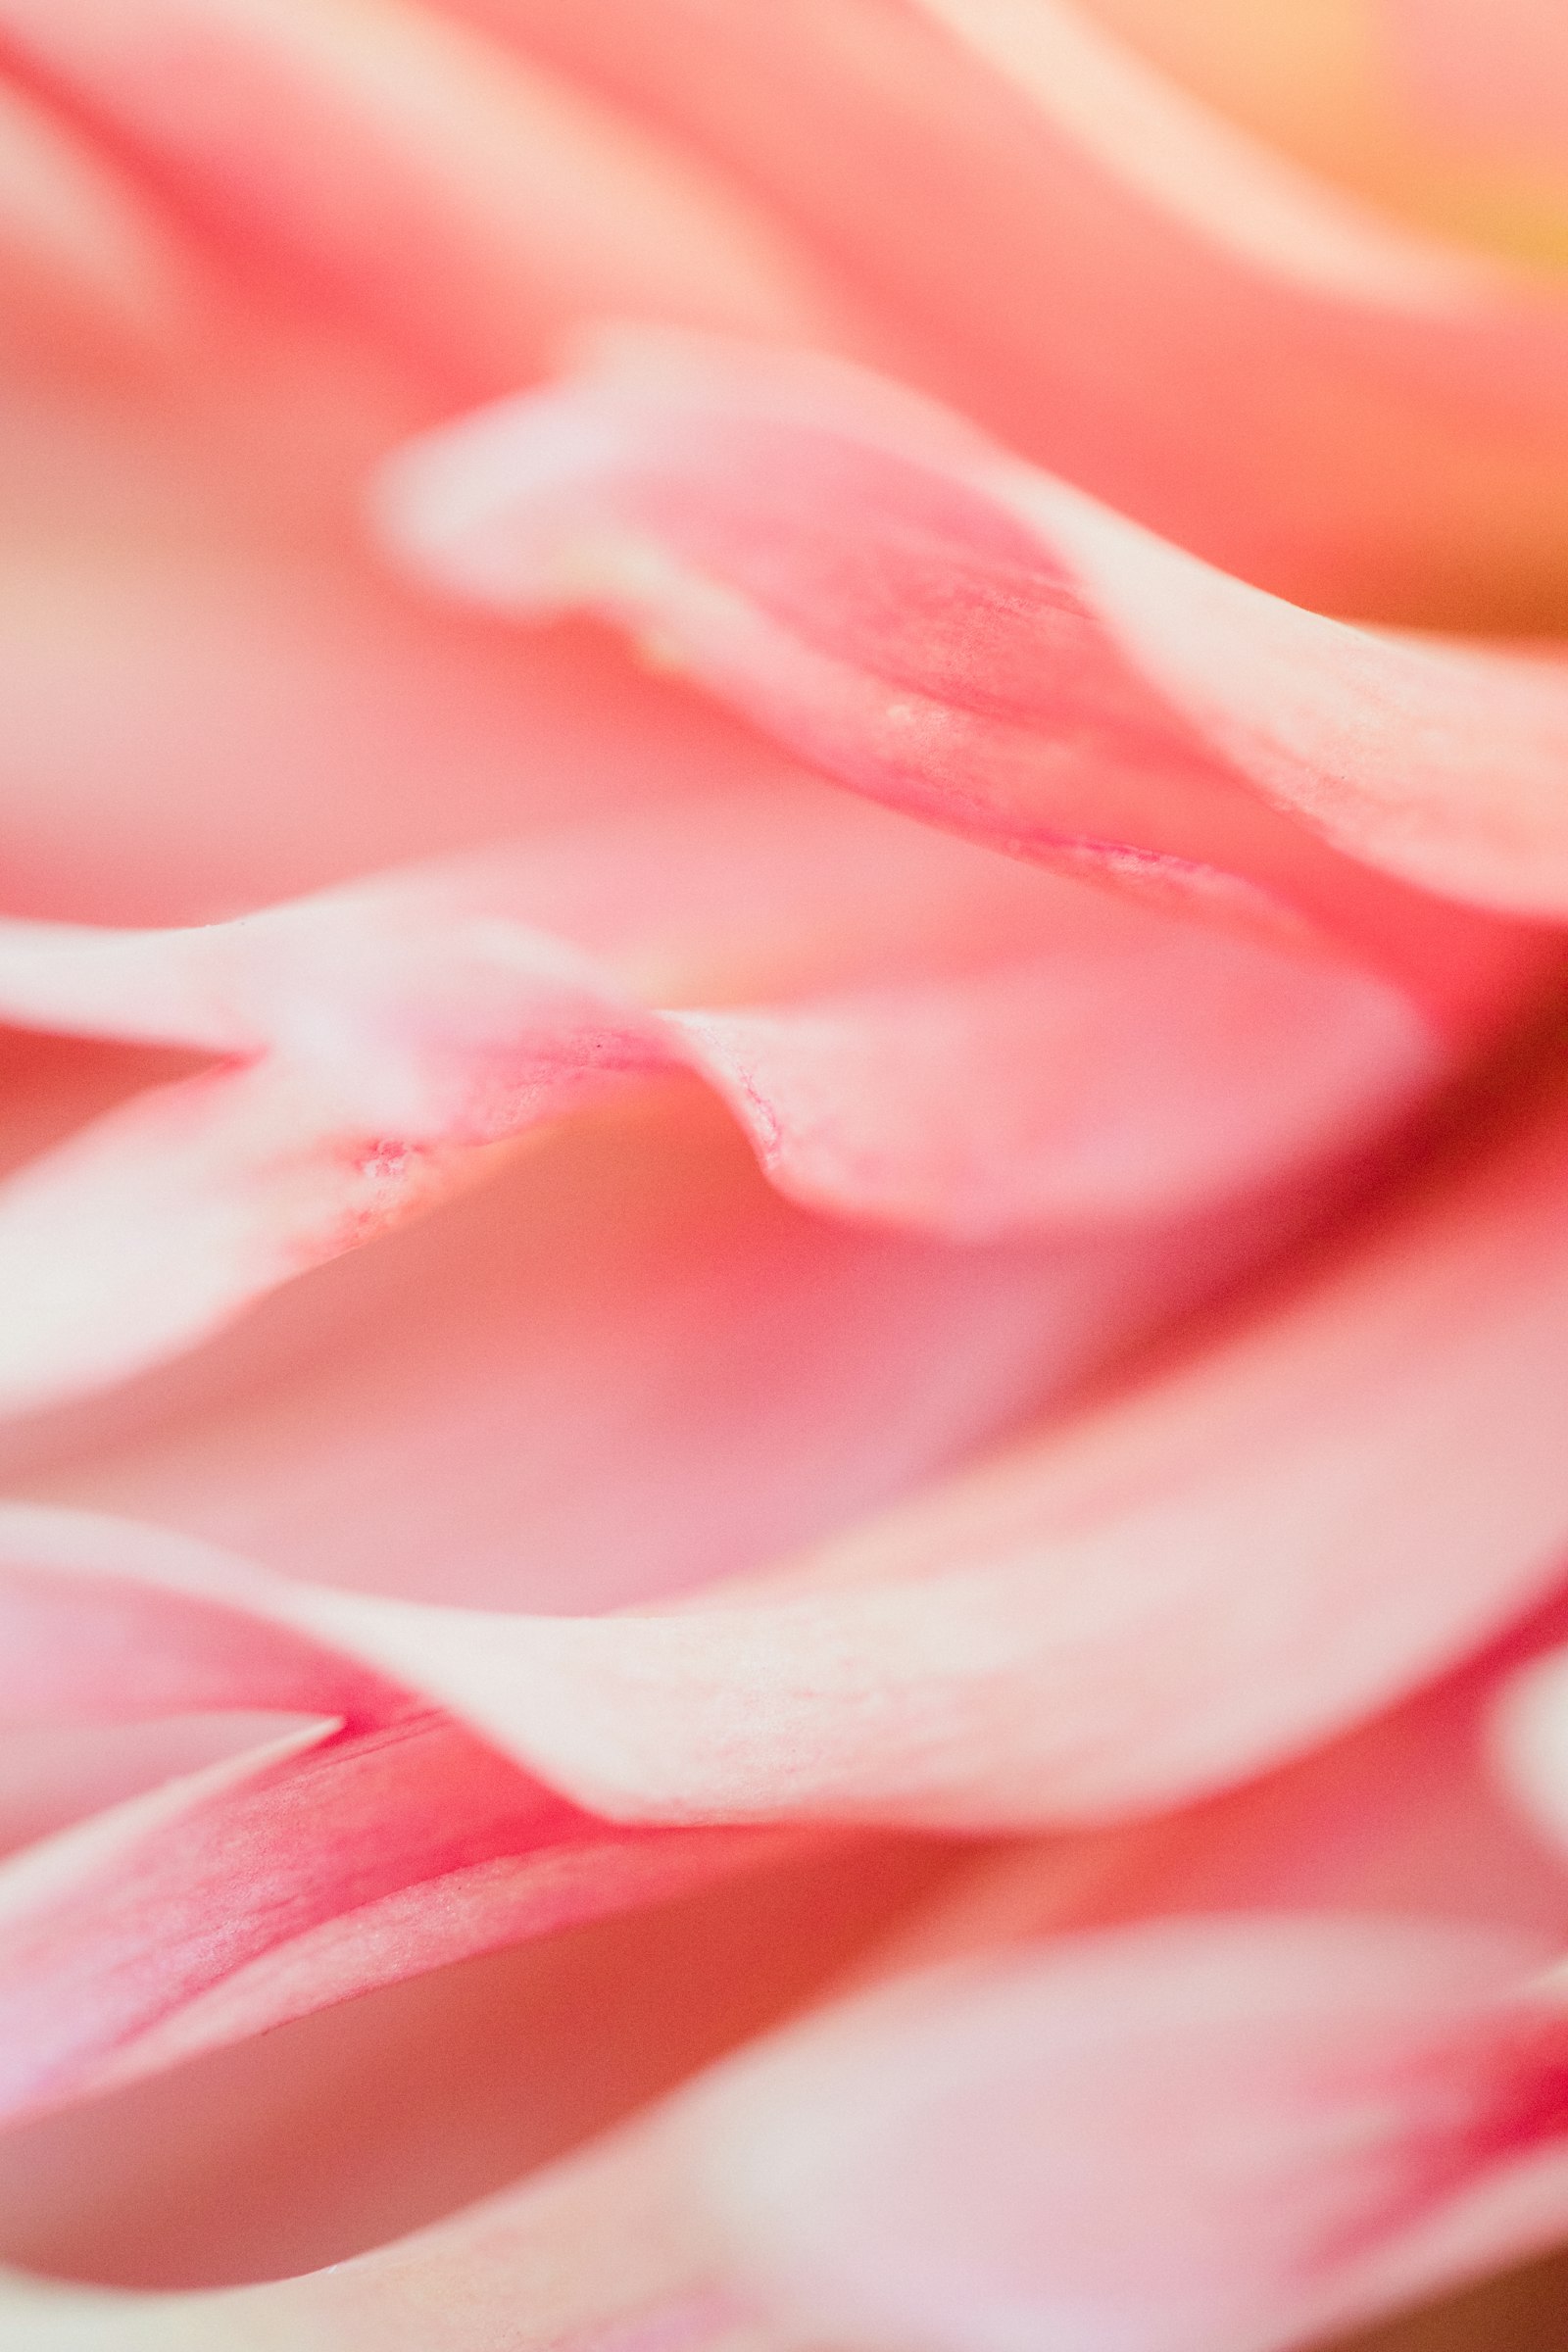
[[3, 4, 1568, 2348]]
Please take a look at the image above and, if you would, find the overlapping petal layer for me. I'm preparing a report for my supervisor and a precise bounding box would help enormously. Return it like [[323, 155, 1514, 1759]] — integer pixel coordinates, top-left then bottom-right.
[[0, 1506, 800, 2133], [6, 1065, 1568, 1862], [15, 0, 1568, 621], [0, 0, 856, 395], [261, 1076, 1568, 1832], [673, 1627, 1568, 2352], [0, 1710, 782, 2132], [7, 1082, 1256, 1621], [689, 1917, 1568, 2352], [3, 10, 1568, 2347], [0, 1824, 956, 2295], [1076, 0, 1568, 268], [438, 0, 1568, 621], [5, 1613, 1567, 2348], [0, 775, 1441, 1413], [378, 334, 1568, 967], [1, 1025, 1564, 2160], [0, 1088, 1562, 2324], [0, 2123, 774, 2352], [0, 71, 199, 369]]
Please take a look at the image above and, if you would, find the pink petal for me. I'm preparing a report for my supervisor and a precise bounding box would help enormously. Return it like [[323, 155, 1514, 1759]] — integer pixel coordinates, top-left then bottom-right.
[[6, 1633, 1565, 2334], [21, 1362, 1559, 2133], [682, 1916, 1568, 2352], [0, 72, 197, 370], [1492, 1642, 1568, 1862], [0, 0, 852, 397], [6, 1109, 1306, 1627], [1, 1090, 1301, 1617], [0, 782, 1439, 1413], [1384, 0, 1568, 172], [0, 1712, 310, 1859], [0, 2119, 773, 2350], [442, 0, 1568, 621], [883, 1605, 1568, 1970], [675, 927, 1435, 1231], [13, 1075, 1568, 1843], [0, 1503, 396, 1725], [228, 1080, 1568, 1830], [376, 334, 1568, 957], [0, 1830, 948, 2293], [809, 1621, 1568, 2347], [0, 1507, 805, 2131], [0, 532, 804, 928], [1068, 0, 1568, 275], [0, 1695, 779, 2132]]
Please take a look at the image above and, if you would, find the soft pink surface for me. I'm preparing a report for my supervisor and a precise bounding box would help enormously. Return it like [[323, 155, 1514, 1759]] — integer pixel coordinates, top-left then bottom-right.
[[120, 1081, 1566, 1835], [0, 777, 1446, 1413], [437, 0, 1568, 623], [381, 334, 1568, 951], [4, 5, 1568, 2350]]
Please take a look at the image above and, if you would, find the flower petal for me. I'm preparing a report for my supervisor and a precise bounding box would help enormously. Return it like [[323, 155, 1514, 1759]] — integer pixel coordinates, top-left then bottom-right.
[[684, 1916, 1568, 2352], [14, 1079, 1568, 1841], [445, 0, 1568, 621], [0, 0, 849, 394], [0, 784, 1438, 1412], [250, 1077, 1568, 1830], [0, 1827, 951, 2293], [376, 334, 1568, 954], [0, 1699, 778, 2132], [0, 1090, 1301, 1618], [0, 1085, 1276, 1723], [0, 72, 198, 369], [1077, 0, 1568, 268], [0, 2122, 775, 2350], [0, 541, 798, 926], [0, 1505, 808, 2130], [7, 1636, 1568, 2339]]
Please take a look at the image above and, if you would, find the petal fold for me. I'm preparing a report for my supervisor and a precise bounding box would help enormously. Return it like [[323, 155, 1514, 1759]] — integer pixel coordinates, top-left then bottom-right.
[[14, 1079, 1568, 1846], [0, 0, 849, 392], [376, 336, 1568, 963], [0, 1508, 779, 2129], [263, 1081, 1568, 1831], [441, 0, 1568, 621], [0, 1707, 772, 2132], [0, 785, 1442, 1413]]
